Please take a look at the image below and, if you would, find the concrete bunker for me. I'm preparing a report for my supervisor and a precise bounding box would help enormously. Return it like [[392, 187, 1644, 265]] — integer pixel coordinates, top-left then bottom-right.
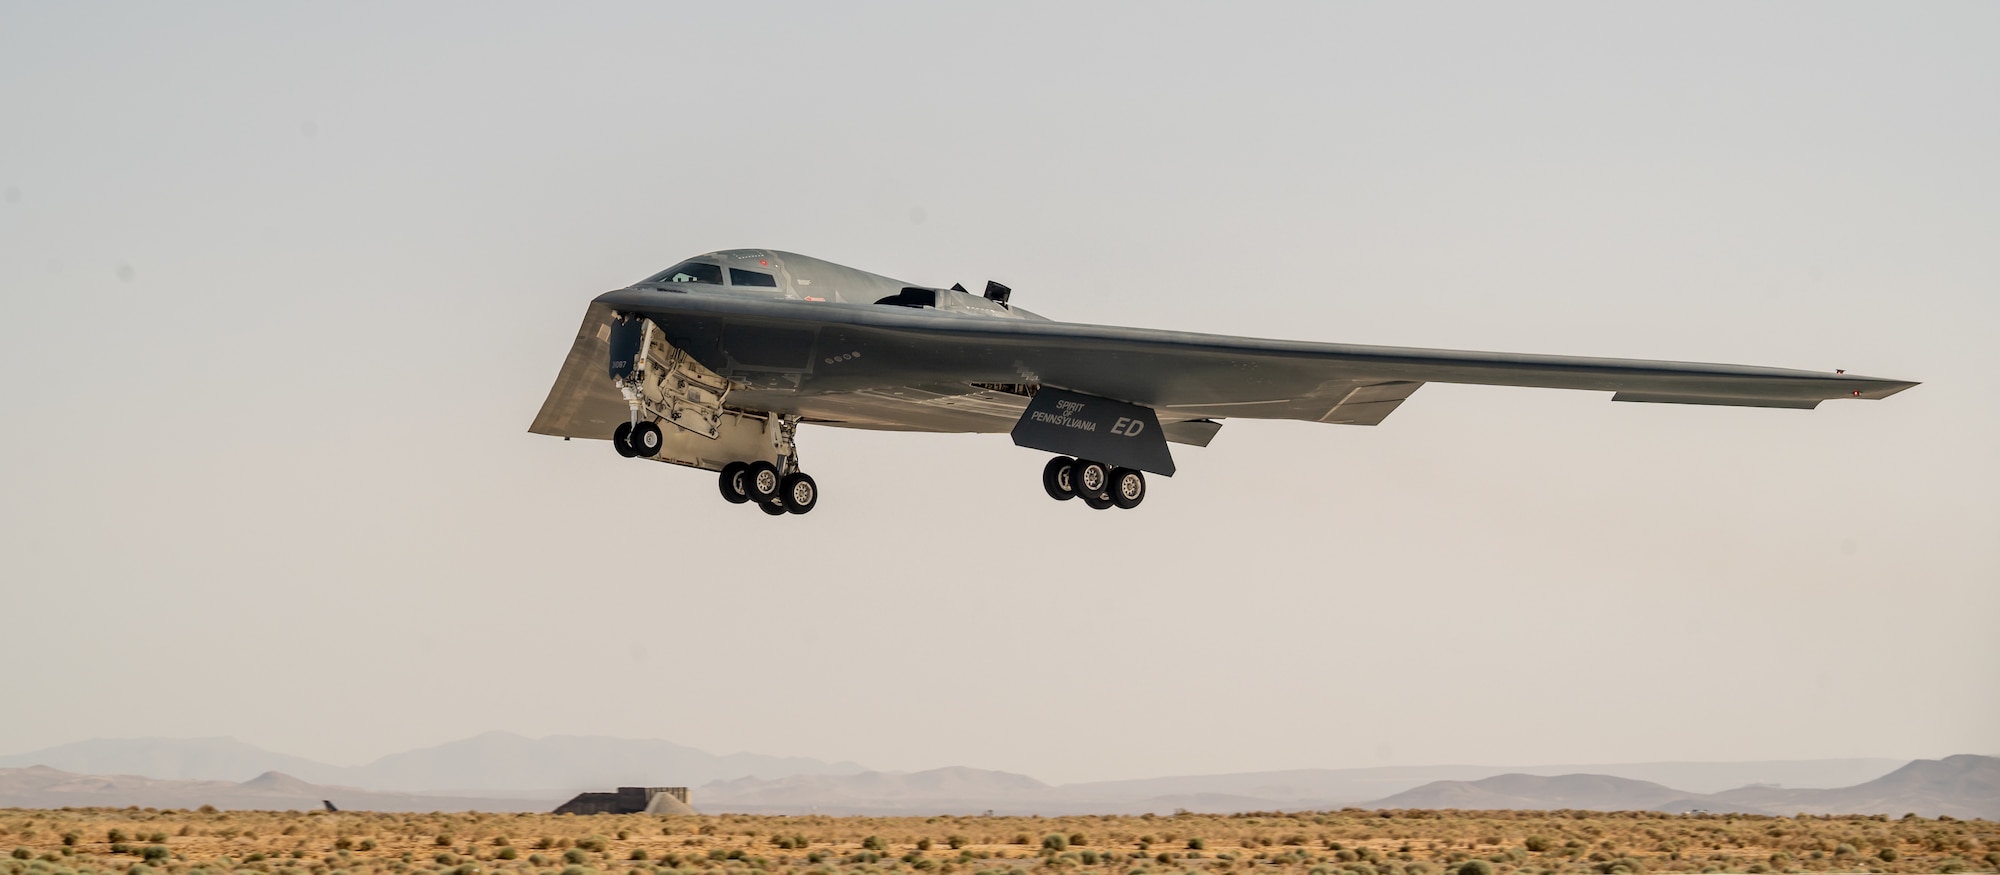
[[552, 786, 695, 815]]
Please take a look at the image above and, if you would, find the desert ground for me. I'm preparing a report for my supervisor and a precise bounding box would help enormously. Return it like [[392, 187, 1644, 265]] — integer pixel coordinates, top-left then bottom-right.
[[3, 809, 1994, 875]]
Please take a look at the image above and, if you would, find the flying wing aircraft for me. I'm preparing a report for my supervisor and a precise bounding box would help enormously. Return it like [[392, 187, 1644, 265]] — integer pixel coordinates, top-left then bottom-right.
[[530, 249, 1916, 515]]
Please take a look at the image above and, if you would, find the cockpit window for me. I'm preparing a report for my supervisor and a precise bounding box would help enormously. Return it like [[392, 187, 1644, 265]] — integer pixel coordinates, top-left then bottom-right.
[[644, 261, 723, 285], [729, 268, 778, 288]]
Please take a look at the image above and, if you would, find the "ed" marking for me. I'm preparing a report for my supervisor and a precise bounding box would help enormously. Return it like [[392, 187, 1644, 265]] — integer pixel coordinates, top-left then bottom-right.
[[1110, 417, 1146, 436]]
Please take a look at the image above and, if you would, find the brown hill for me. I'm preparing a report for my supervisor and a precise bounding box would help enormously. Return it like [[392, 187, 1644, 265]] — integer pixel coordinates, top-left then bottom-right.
[[1367, 755, 2000, 819], [238, 771, 321, 794], [1714, 754, 2000, 819], [1366, 772, 1750, 813]]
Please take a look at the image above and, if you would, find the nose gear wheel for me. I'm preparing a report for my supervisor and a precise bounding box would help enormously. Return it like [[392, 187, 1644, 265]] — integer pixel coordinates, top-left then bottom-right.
[[630, 421, 663, 457]]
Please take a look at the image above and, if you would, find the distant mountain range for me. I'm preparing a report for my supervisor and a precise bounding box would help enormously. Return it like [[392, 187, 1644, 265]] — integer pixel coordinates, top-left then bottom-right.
[[1052, 758, 1908, 803], [0, 766, 557, 813], [1367, 755, 2000, 819], [0, 733, 866, 795], [1712, 755, 2000, 819], [695, 756, 1999, 819], [0, 735, 1989, 818], [0, 738, 341, 785]]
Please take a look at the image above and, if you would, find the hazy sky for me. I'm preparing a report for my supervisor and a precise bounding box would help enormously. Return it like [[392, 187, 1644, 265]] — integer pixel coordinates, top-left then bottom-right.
[[2, 2, 1995, 787]]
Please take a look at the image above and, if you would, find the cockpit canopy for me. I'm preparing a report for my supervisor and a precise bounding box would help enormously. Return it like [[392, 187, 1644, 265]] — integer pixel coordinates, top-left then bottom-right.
[[629, 250, 1045, 320], [644, 261, 720, 285], [640, 259, 779, 289]]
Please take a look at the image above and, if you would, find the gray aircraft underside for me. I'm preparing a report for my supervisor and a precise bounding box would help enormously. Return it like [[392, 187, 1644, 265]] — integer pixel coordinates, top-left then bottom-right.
[[530, 249, 1916, 515]]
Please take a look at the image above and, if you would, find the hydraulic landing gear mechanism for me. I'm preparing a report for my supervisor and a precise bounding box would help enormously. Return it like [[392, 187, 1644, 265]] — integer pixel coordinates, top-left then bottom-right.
[[606, 313, 820, 517], [1041, 456, 1144, 511], [608, 314, 727, 459]]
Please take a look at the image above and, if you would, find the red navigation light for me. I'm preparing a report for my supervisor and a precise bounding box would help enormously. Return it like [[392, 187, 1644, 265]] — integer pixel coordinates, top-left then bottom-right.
[[759, 259, 768, 266]]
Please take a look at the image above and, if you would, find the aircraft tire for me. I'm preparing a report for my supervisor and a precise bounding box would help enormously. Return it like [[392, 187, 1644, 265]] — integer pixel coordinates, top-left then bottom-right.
[[779, 472, 818, 514], [1041, 456, 1077, 500], [1069, 459, 1110, 502], [745, 461, 782, 502], [757, 498, 788, 516], [631, 421, 663, 458], [717, 462, 751, 504], [1081, 490, 1115, 510], [612, 422, 639, 458], [1110, 468, 1146, 509]]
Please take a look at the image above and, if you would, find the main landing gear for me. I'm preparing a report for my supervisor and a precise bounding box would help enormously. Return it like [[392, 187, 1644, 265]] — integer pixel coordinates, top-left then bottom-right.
[[615, 415, 819, 516], [716, 461, 817, 515], [1041, 456, 1145, 510]]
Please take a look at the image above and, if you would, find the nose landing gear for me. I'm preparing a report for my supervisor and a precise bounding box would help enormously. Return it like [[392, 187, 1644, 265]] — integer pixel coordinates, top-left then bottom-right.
[[609, 421, 663, 458], [1041, 456, 1145, 510]]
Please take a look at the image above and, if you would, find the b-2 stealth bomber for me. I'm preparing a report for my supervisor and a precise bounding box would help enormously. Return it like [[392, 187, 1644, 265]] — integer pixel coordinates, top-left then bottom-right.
[[530, 249, 1915, 515]]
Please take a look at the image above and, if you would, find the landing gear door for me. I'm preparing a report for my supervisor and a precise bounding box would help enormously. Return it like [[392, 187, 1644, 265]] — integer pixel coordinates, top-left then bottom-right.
[[607, 314, 645, 381], [1010, 387, 1176, 476]]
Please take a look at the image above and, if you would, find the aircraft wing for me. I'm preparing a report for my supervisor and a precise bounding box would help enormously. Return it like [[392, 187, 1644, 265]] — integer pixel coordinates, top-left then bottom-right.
[[529, 302, 630, 438], [531, 289, 1915, 441]]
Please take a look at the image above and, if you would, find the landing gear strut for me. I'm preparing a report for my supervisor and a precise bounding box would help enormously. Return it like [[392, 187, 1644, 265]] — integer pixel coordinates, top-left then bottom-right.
[[1042, 456, 1145, 510]]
